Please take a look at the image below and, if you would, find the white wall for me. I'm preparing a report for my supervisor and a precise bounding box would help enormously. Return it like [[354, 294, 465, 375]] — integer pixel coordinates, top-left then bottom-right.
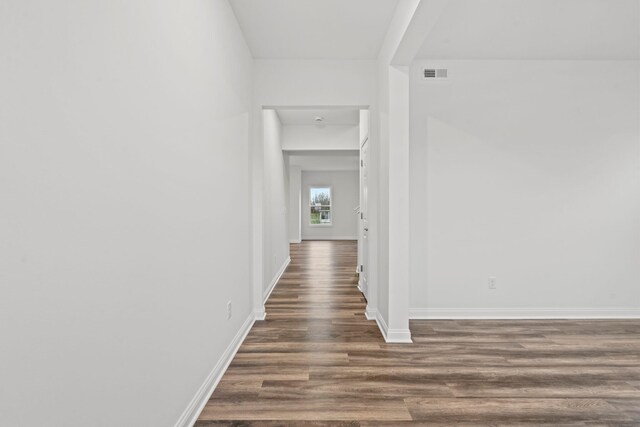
[[288, 166, 302, 243], [255, 59, 377, 107], [373, 0, 419, 341], [262, 110, 290, 297], [282, 125, 359, 151], [0, 1, 254, 426], [301, 171, 360, 240], [409, 60, 640, 318], [289, 154, 360, 171], [360, 109, 371, 145]]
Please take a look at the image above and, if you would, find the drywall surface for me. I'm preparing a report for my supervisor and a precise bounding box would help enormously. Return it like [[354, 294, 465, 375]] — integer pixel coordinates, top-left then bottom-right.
[[289, 154, 360, 171], [409, 60, 640, 316], [301, 171, 360, 240], [0, 1, 253, 425], [288, 166, 302, 243], [375, 0, 420, 335], [360, 109, 371, 145], [282, 125, 359, 151], [263, 110, 291, 294], [254, 59, 377, 107]]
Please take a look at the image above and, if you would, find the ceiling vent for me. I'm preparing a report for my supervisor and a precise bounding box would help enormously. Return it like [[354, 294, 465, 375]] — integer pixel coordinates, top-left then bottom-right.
[[424, 68, 448, 79]]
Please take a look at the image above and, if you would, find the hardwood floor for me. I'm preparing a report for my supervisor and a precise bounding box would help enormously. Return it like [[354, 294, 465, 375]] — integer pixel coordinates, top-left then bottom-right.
[[196, 240, 640, 426]]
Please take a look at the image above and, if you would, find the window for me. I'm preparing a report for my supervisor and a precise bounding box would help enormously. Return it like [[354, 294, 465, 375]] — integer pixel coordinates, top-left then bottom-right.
[[309, 187, 331, 225]]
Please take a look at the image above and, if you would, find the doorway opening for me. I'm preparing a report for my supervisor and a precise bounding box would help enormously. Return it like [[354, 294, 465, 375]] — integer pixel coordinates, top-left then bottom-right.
[[259, 106, 371, 310]]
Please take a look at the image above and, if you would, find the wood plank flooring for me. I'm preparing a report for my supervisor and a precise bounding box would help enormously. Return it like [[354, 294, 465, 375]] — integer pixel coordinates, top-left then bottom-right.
[[196, 240, 640, 426]]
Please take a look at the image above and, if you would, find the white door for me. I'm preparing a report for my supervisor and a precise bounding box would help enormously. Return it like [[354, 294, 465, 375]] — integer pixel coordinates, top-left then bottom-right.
[[360, 137, 369, 298]]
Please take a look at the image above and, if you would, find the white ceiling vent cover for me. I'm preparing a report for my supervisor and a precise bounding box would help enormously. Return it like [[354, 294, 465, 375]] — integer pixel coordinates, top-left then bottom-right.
[[424, 69, 448, 79]]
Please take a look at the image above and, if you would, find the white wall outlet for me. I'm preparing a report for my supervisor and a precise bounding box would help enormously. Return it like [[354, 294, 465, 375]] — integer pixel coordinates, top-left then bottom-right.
[[227, 301, 232, 320], [488, 276, 497, 289]]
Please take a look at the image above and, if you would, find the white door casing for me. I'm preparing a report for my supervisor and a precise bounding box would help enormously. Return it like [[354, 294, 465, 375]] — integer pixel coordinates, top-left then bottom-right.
[[360, 137, 369, 298]]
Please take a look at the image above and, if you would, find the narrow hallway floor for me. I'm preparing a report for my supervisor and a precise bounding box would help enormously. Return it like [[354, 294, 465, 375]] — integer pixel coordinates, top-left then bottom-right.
[[196, 240, 640, 426]]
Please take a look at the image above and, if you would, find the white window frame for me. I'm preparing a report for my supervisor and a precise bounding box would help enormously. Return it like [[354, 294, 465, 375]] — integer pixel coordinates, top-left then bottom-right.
[[308, 185, 333, 227]]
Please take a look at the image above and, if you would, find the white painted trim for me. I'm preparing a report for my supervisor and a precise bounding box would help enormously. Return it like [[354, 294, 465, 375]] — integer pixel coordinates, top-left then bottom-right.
[[289, 239, 302, 244], [301, 237, 358, 241], [409, 308, 640, 320], [263, 257, 291, 304], [374, 310, 388, 340], [365, 306, 377, 321], [371, 310, 412, 343], [174, 313, 255, 427], [386, 326, 413, 343]]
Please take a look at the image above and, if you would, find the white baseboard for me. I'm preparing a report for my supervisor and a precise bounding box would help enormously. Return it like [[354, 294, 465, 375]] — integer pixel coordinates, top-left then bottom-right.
[[289, 239, 301, 244], [174, 313, 255, 427], [301, 236, 358, 241], [371, 310, 412, 343], [254, 309, 266, 321], [263, 257, 291, 304], [386, 330, 413, 343], [365, 306, 377, 320], [375, 311, 388, 338], [409, 308, 640, 319]]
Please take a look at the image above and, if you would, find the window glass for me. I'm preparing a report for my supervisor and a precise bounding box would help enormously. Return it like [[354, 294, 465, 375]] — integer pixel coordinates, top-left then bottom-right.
[[310, 187, 331, 225]]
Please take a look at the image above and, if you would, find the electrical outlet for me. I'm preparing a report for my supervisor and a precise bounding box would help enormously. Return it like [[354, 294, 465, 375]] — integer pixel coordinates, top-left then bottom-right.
[[488, 276, 497, 289], [227, 301, 232, 320]]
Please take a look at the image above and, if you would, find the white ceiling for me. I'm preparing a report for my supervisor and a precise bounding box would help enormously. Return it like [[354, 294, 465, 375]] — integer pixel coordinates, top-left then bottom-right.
[[289, 151, 359, 171], [276, 109, 360, 126], [228, 0, 400, 59], [417, 0, 640, 60]]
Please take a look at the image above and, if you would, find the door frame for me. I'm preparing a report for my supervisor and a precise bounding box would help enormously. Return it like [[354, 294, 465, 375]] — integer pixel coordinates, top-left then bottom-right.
[[252, 104, 375, 320], [358, 135, 370, 299]]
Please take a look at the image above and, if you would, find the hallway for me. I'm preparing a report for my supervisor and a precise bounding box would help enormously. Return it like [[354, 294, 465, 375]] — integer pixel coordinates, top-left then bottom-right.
[[195, 240, 398, 423], [196, 241, 640, 425]]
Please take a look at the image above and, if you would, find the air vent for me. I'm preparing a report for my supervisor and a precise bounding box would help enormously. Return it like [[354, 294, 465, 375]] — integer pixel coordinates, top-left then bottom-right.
[[424, 68, 448, 79]]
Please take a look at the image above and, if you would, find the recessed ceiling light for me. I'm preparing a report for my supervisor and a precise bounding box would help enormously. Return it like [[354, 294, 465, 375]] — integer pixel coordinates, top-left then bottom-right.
[[314, 116, 324, 122]]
